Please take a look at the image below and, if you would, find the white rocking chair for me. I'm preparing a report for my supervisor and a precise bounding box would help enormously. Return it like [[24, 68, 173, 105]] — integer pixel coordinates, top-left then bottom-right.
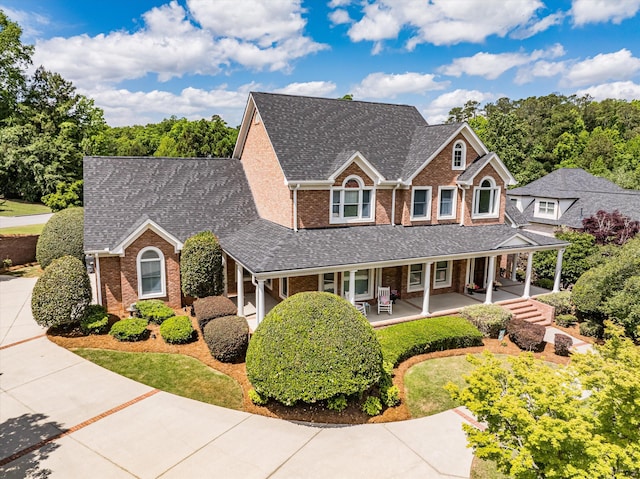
[[377, 286, 393, 315], [355, 302, 367, 317]]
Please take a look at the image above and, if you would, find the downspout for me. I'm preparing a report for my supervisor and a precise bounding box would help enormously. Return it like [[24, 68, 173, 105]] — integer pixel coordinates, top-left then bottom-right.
[[391, 182, 401, 226], [293, 184, 300, 232], [94, 254, 102, 306], [458, 185, 466, 226]]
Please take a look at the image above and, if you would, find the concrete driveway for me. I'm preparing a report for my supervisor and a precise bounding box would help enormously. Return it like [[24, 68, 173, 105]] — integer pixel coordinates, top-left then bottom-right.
[[0, 213, 53, 229], [0, 276, 475, 478]]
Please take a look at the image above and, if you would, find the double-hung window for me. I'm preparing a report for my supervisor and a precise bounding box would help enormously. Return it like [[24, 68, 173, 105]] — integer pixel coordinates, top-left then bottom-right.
[[473, 177, 499, 218], [535, 199, 557, 219], [330, 176, 374, 223], [411, 187, 431, 220], [433, 260, 452, 289], [343, 269, 373, 300], [279, 277, 289, 299], [452, 141, 465, 170], [408, 264, 425, 292], [137, 247, 166, 299], [438, 187, 457, 219], [319, 272, 336, 294]]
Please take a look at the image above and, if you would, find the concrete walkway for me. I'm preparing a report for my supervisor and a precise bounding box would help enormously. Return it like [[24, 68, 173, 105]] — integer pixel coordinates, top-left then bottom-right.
[[0, 213, 53, 229], [0, 276, 476, 479]]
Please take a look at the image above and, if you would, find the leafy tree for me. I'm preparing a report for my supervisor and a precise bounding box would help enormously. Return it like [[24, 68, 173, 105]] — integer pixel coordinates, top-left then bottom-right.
[[42, 180, 83, 211], [36, 207, 84, 269], [582, 209, 640, 245], [180, 231, 223, 298], [0, 11, 33, 123]]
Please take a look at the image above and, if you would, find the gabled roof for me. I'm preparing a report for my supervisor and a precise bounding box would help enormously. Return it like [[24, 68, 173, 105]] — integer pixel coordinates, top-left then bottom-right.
[[508, 168, 625, 197], [457, 152, 516, 186]]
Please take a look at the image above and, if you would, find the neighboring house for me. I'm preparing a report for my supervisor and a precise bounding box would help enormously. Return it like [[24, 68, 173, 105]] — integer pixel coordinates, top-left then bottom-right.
[[507, 168, 640, 236], [84, 92, 566, 322]]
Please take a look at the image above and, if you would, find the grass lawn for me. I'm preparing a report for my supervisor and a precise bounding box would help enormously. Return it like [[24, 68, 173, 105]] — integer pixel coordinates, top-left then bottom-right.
[[0, 199, 51, 217], [0, 224, 45, 235], [73, 349, 244, 410], [3, 264, 43, 278], [470, 457, 509, 479]]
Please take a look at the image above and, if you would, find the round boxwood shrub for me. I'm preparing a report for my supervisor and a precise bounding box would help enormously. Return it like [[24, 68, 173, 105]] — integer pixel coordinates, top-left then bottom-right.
[[579, 320, 604, 339], [135, 299, 175, 324], [460, 304, 512, 338], [246, 292, 383, 406], [536, 292, 573, 315], [31, 255, 91, 327], [36, 207, 84, 269], [80, 305, 110, 335], [555, 314, 577, 327], [180, 231, 223, 298], [194, 295, 237, 331], [159, 315, 195, 344], [109, 318, 149, 342], [203, 315, 249, 363]]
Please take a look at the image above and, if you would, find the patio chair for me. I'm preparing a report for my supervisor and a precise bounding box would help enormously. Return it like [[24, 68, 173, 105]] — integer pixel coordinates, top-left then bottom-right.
[[377, 286, 393, 315], [355, 302, 367, 317]]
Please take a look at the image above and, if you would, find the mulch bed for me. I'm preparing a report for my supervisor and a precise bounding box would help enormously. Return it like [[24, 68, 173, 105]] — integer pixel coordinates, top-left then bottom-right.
[[47, 311, 590, 425]]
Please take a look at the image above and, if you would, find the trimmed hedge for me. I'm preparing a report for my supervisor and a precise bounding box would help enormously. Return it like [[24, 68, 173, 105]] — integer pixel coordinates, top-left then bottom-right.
[[579, 320, 604, 338], [31, 255, 91, 327], [194, 295, 237, 331], [507, 318, 546, 352], [376, 316, 483, 367], [135, 299, 175, 324], [555, 314, 577, 327], [180, 231, 223, 298], [203, 315, 249, 363], [246, 292, 383, 405], [536, 292, 573, 315], [109, 318, 149, 342], [460, 304, 512, 338], [36, 207, 84, 269], [80, 305, 110, 335], [159, 315, 195, 344], [554, 334, 573, 356]]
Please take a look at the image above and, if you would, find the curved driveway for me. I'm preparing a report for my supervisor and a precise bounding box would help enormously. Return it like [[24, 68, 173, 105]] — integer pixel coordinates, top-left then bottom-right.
[[0, 276, 474, 478]]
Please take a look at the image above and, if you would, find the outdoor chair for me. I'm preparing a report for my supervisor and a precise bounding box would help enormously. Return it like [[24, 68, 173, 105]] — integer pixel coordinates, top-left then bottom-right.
[[355, 302, 368, 317], [377, 286, 393, 315]]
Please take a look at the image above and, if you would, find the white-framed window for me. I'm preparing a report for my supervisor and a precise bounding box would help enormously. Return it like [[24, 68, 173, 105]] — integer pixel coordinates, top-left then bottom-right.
[[438, 187, 457, 219], [452, 141, 466, 170], [408, 263, 425, 292], [264, 278, 273, 290], [473, 177, 500, 218], [535, 199, 557, 219], [319, 272, 336, 294], [433, 260, 452, 289], [410, 187, 432, 220], [330, 175, 374, 224], [343, 269, 374, 301], [137, 247, 166, 299], [279, 277, 289, 299]]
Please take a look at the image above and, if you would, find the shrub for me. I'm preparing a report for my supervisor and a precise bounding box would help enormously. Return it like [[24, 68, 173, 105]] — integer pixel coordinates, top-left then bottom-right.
[[135, 299, 175, 324], [248, 389, 267, 406], [180, 231, 223, 298], [555, 314, 577, 327], [508, 318, 546, 352], [42, 180, 83, 212], [381, 385, 400, 407], [326, 394, 348, 412], [246, 292, 383, 405], [460, 304, 512, 338], [376, 316, 483, 367], [203, 315, 249, 363], [534, 278, 555, 290], [31, 255, 91, 327], [579, 320, 604, 339], [536, 292, 573, 315], [36, 207, 84, 269], [362, 396, 383, 416], [159, 315, 195, 344], [193, 295, 237, 331], [80, 305, 109, 335], [554, 334, 573, 356], [109, 318, 149, 342]]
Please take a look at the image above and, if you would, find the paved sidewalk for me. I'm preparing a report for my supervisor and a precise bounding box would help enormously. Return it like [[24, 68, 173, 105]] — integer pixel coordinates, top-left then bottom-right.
[[0, 276, 475, 479], [0, 213, 53, 229]]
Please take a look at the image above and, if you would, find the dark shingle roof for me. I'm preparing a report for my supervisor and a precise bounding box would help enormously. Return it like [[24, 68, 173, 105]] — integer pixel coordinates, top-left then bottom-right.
[[505, 203, 529, 227], [401, 124, 464, 178], [508, 168, 625, 197], [84, 157, 258, 251], [457, 153, 492, 183], [220, 220, 564, 274]]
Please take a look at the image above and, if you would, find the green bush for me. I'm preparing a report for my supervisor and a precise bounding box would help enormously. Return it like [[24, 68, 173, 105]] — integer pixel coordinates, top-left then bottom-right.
[[534, 278, 555, 290], [362, 396, 383, 416], [159, 315, 195, 344], [579, 320, 604, 339], [248, 389, 267, 406], [203, 315, 249, 363], [109, 318, 149, 342], [536, 292, 573, 315], [555, 314, 577, 327], [460, 304, 512, 338], [193, 295, 237, 331], [41, 180, 83, 212], [326, 394, 348, 412], [36, 207, 84, 269], [80, 305, 109, 335], [180, 231, 223, 298], [31, 255, 91, 327], [381, 385, 400, 407], [246, 292, 383, 406], [376, 316, 483, 367], [135, 299, 175, 324]]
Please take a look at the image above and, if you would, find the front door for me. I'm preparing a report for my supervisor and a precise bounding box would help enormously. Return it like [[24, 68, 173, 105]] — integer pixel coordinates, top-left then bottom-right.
[[473, 257, 486, 288]]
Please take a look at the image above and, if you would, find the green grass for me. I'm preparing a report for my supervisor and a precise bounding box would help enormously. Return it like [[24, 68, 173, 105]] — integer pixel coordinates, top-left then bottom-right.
[[0, 224, 45, 235], [0, 199, 51, 217], [73, 349, 244, 410], [470, 457, 509, 479], [3, 264, 43, 278]]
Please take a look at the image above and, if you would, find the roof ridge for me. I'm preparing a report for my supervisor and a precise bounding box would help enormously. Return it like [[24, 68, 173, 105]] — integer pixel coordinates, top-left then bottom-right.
[[251, 91, 417, 109]]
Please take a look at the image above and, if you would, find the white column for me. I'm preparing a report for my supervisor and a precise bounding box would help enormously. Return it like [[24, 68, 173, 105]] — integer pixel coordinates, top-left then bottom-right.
[[523, 252, 533, 299], [256, 279, 265, 324], [236, 263, 244, 317], [464, 258, 471, 288], [485, 255, 496, 304], [349, 270, 356, 305], [421, 262, 433, 316], [553, 248, 565, 293], [511, 254, 518, 281]]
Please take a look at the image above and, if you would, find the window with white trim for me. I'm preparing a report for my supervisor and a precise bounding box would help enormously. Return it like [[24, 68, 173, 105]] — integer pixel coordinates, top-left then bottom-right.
[[279, 277, 289, 299], [330, 176, 374, 223], [535, 199, 557, 219], [264, 278, 273, 290], [438, 187, 457, 219], [137, 247, 166, 299], [452, 141, 466, 170], [473, 177, 499, 218], [343, 269, 374, 300], [433, 260, 452, 289], [411, 187, 432, 220], [319, 272, 336, 294], [408, 264, 425, 292]]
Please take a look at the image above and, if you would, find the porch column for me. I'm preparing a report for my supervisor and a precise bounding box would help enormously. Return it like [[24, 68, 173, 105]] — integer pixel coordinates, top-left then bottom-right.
[[348, 270, 356, 305], [523, 252, 533, 299], [511, 254, 518, 281], [464, 258, 471, 289], [236, 263, 244, 317], [484, 255, 496, 304], [421, 261, 433, 316], [553, 248, 565, 293], [256, 279, 265, 324]]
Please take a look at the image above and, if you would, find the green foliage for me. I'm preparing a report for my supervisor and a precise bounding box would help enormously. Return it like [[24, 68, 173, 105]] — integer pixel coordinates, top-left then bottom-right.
[[535, 291, 573, 315], [459, 304, 512, 338], [109, 318, 149, 342], [41, 180, 83, 211], [381, 385, 400, 407], [203, 315, 249, 363], [31, 255, 91, 327], [579, 320, 604, 339], [361, 396, 383, 416], [0, 11, 33, 123], [135, 299, 175, 324], [248, 389, 268, 406], [532, 230, 598, 287], [80, 304, 109, 335], [246, 292, 383, 406], [180, 231, 223, 299], [36, 207, 84, 269], [159, 315, 195, 344], [555, 314, 577, 327], [533, 277, 554, 289], [376, 316, 483, 367], [193, 295, 237, 330], [326, 394, 348, 412]]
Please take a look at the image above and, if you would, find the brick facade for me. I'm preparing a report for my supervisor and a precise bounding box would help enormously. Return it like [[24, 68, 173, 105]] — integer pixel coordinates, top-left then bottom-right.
[[0, 234, 38, 266]]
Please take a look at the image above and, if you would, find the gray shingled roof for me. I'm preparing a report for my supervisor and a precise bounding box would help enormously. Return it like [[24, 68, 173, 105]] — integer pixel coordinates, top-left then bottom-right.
[[220, 220, 564, 275], [457, 153, 492, 183], [505, 203, 529, 228], [508, 168, 625, 197], [84, 157, 258, 251], [401, 123, 464, 178]]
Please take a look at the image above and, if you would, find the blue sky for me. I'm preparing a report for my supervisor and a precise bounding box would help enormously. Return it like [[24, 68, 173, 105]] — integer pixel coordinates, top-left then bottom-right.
[[3, 0, 640, 126]]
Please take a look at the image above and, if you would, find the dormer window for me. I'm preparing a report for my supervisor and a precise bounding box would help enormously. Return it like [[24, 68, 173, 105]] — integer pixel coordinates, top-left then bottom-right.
[[472, 177, 500, 218], [330, 176, 374, 223], [535, 199, 558, 219], [452, 141, 466, 170]]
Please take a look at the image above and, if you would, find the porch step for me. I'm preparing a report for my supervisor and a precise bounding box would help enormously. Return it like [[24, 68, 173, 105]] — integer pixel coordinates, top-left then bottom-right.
[[499, 299, 552, 327]]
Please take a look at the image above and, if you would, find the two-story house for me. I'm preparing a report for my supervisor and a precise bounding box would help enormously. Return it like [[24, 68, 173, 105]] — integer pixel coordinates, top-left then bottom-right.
[[84, 92, 566, 324]]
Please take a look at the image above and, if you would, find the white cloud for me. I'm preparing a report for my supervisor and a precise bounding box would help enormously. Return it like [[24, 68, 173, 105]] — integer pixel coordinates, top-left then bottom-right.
[[571, 0, 640, 26], [511, 12, 565, 39], [348, 3, 402, 42], [423, 89, 498, 124], [564, 49, 640, 86], [352, 72, 448, 98], [329, 9, 351, 25], [328, 0, 353, 8], [1, 4, 50, 39], [575, 81, 640, 101], [514, 60, 567, 84], [273, 81, 337, 97]]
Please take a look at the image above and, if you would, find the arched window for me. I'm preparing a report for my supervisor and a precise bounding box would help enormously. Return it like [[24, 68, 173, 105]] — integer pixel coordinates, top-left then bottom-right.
[[330, 175, 374, 223], [473, 177, 500, 217], [137, 247, 166, 299], [452, 141, 466, 170]]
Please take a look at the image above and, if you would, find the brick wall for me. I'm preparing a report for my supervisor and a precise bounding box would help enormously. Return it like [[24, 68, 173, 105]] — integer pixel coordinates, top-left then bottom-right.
[[0, 235, 38, 266], [463, 162, 506, 226], [289, 274, 319, 296], [98, 255, 123, 315]]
